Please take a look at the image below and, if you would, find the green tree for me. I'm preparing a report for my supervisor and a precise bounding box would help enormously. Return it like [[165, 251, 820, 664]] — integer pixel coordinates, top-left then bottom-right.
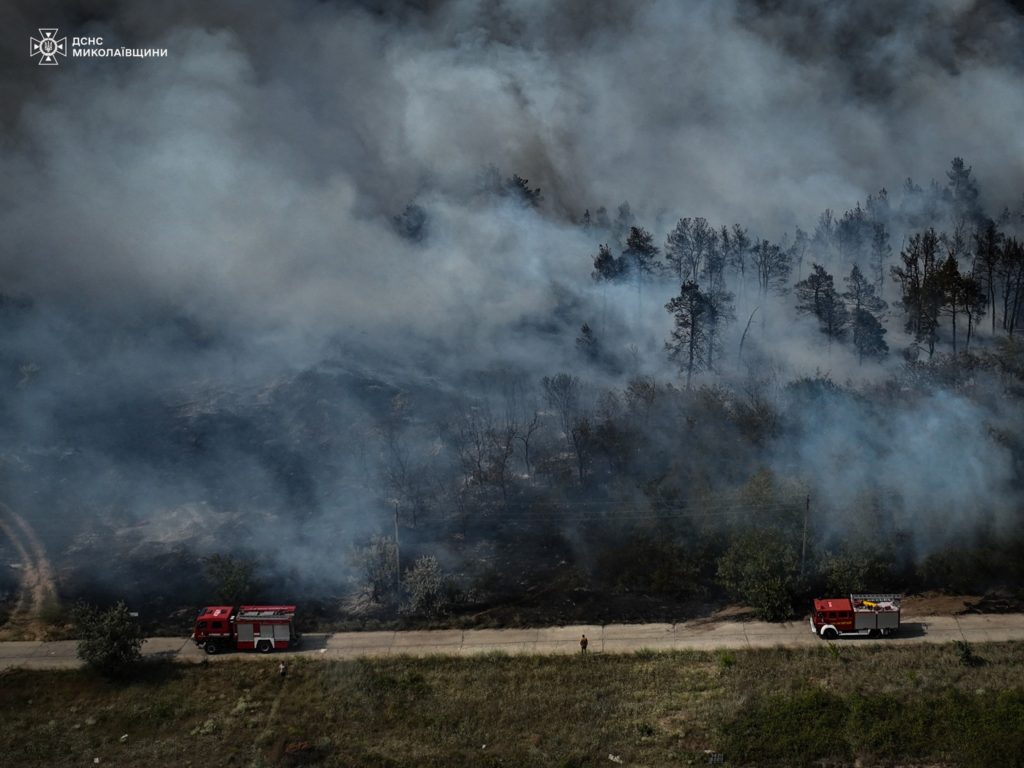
[[850, 309, 889, 362], [818, 549, 894, 595], [836, 202, 873, 266], [945, 156, 981, 222], [204, 554, 255, 605], [843, 264, 886, 316], [665, 280, 710, 389], [622, 226, 661, 319], [591, 243, 624, 282], [717, 529, 800, 621], [74, 601, 145, 677], [843, 265, 888, 362], [795, 264, 848, 345]]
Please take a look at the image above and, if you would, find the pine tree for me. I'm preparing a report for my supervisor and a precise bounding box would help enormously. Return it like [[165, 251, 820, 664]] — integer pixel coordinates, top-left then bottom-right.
[[870, 222, 892, 298], [999, 238, 1024, 336], [973, 219, 1004, 335], [961, 273, 987, 350], [576, 323, 600, 362], [700, 233, 735, 371], [506, 174, 542, 208], [891, 229, 943, 358], [843, 265, 887, 315], [938, 254, 964, 353], [591, 243, 624, 282], [795, 264, 848, 345], [945, 157, 980, 223], [843, 265, 887, 363], [665, 218, 694, 282], [850, 309, 889, 362], [665, 281, 710, 389], [622, 227, 660, 278], [622, 226, 660, 321]]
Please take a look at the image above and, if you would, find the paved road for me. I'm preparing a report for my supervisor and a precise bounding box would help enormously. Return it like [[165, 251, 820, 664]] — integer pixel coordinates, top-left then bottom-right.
[[2, 614, 1022, 670]]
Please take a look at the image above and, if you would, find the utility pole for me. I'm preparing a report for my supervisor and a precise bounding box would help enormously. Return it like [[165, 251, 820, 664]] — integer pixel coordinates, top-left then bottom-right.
[[393, 501, 401, 594], [800, 495, 809, 578]]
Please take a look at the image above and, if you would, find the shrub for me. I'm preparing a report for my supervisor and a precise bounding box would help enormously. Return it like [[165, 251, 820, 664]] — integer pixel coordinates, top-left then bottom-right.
[[955, 640, 983, 667], [402, 556, 447, 617], [717, 529, 800, 621], [721, 687, 850, 764], [74, 601, 145, 677]]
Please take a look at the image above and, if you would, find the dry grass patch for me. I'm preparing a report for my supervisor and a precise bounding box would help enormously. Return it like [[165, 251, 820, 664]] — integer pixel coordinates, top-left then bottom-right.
[[0, 642, 1022, 766]]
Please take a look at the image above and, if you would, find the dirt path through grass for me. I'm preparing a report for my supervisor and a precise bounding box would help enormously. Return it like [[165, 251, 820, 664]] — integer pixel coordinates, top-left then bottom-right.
[[0, 503, 58, 640]]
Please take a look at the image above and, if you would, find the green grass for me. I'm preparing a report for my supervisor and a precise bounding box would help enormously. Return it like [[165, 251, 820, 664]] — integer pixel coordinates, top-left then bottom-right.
[[1, 642, 1023, 766]]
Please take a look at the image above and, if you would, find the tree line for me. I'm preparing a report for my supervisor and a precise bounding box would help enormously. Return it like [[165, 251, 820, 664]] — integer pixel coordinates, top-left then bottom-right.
[[583, 158, 1024, 385]]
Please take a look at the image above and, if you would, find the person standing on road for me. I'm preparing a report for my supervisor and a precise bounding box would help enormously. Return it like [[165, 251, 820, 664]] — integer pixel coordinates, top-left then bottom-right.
[[580, 634, 588, 654]]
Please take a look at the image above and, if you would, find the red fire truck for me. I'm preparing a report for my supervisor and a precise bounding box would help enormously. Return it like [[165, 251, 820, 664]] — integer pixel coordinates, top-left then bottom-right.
[[191, 605, 300, 654], [810, 594, 901, 639]]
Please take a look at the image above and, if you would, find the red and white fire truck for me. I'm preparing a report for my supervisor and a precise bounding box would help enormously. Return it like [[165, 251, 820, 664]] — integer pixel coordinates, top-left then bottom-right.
[[191, 605, 300, 654], [810, 594, 901, 639]]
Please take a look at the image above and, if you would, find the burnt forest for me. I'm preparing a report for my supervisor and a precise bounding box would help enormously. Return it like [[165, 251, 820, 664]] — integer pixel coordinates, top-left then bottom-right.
[[2, 0, 1024, 635]]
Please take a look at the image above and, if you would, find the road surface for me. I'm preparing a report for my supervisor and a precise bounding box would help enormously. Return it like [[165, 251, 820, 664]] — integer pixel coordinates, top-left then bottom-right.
[[1, 614, 1023, 670]]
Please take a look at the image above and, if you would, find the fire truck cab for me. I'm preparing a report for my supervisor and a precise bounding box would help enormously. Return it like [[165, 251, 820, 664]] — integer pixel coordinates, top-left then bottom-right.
[[810, 594, 901, 640], [191, 605, 300, 655]]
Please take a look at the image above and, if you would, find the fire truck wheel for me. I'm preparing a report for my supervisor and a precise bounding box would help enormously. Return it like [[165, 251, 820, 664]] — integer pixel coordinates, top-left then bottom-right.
[[868, 629, 881, 638], [822, 627, 838, 640], [257, 640, 273, 653], [204, 641, 219, 655]]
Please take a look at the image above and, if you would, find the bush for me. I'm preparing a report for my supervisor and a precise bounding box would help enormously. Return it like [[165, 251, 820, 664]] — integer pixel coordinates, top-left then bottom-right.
[[402, 556, 448, 617], [717, 529, 800, 620], [818, 548, 895, 595], [955, 640, 984, 667], [721, 687, 850, 764], [74, 601, 145, 677]]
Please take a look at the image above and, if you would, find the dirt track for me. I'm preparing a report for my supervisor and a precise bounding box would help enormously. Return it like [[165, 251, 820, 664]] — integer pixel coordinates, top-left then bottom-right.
[[0, 503, 58, 640]]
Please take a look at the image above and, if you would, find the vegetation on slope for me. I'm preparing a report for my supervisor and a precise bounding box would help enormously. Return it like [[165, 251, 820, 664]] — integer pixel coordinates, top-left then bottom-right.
[[2, 642, 1023, 767]]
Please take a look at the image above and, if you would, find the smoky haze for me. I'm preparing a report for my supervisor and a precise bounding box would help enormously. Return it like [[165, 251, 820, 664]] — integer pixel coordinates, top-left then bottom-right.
[[1, 0, 1023, 610]]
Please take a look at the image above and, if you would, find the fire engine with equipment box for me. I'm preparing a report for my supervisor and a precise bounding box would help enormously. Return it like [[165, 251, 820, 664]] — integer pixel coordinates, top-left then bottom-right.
[[191, 605, 300, 654], [810, 594, 901, 639]]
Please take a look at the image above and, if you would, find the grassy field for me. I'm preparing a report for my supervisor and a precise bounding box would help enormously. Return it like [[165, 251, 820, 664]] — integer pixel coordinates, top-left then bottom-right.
[[2, 642, 1023, 767]]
